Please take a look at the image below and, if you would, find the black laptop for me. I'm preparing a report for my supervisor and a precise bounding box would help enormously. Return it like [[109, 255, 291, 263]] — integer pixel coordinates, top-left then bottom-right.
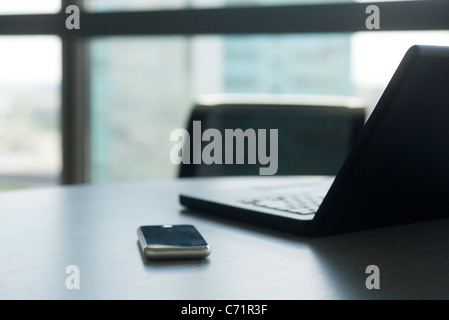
[[180, 45, 449, 237]]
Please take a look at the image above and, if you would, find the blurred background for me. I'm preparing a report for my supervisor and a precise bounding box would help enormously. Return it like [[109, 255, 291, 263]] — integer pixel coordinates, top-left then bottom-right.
[[1, 0, 449, 190]]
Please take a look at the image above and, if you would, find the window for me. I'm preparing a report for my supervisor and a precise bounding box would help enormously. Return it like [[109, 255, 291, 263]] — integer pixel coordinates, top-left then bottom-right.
[[89, 36, 190, 182], [88, 34, 353, 182], [0, 36, 61, 190], [0, 1, 60, 14], [88, 30, 449, 182], [0, 0, 447, 187], [352, 31, 449, 112]]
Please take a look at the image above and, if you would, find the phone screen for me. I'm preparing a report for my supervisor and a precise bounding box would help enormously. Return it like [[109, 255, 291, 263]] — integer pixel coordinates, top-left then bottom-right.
[[140, 225, 208, 247]]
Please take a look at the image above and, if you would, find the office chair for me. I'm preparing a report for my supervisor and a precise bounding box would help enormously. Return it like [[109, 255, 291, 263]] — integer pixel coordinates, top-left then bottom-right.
[[179, 94, 365, 177]]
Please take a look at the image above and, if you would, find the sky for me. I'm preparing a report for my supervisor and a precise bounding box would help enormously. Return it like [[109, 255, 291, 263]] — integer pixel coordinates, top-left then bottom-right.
[[0, 2, 61, 86], [0, 36, 61, 86]]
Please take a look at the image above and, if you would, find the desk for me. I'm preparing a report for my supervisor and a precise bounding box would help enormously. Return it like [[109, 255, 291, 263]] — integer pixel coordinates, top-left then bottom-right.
[[0, 176, 448, 300]]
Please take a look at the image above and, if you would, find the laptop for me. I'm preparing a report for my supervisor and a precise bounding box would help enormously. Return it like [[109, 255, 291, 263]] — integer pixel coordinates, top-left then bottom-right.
[[180, 45, 449, 237]]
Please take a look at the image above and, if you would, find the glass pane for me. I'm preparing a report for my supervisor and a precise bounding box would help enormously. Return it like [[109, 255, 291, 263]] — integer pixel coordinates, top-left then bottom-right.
[[84, 0, 410, 12], [85, 0, 189, 12], [89, 37, 191, 182], [89, 34, 352, 183], [0, 36, 61, 190], [221, 34, 352, 95], [0, 1, 60, 14], [89, 31, 449, 183], [352, 31, 449, 114]]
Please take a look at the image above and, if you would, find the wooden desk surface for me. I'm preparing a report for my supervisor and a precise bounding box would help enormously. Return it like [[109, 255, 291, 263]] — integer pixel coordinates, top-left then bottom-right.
[[1, 176, 448, 300]]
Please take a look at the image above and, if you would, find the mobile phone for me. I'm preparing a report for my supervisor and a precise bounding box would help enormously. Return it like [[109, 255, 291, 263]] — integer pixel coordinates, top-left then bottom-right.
[[137, 225, 211, 260]]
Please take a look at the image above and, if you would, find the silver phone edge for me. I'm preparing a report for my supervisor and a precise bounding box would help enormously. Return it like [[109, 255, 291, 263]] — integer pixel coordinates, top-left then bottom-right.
[[143, 245, 211, 260]]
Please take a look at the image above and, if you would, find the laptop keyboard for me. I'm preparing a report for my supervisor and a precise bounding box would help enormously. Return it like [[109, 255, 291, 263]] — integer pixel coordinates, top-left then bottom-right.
[[240, 192, 325, 215]]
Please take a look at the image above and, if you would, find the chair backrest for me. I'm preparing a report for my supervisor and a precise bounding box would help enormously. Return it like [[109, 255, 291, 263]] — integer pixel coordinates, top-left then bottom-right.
[[179, 94, 365, 177]]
